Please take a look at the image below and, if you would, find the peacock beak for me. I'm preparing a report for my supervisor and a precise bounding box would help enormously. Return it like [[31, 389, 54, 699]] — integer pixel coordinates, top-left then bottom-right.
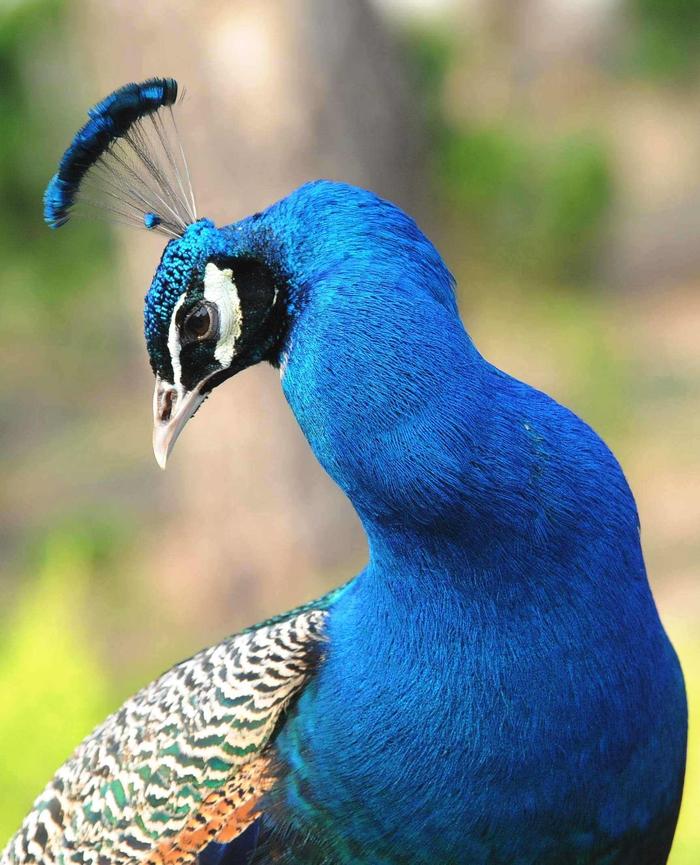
[[152, 375, 206, 469]]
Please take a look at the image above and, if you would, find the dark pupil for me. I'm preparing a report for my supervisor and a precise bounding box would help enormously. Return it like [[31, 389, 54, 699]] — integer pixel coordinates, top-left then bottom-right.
[[186, 304, 211, 339]]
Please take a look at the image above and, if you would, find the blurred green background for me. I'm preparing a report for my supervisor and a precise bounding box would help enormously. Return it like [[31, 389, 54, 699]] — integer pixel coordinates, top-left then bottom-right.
[[0, 0, 698, 861]]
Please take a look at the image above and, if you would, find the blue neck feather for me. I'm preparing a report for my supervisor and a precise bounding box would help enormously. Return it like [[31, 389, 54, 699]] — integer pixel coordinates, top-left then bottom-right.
[[234, 183, 640, 585], [219, 182, 685, 863]]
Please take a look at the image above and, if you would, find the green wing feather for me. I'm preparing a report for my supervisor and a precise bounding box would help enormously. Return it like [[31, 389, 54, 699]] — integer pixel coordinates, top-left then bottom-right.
[[1, 584, 348, 865]]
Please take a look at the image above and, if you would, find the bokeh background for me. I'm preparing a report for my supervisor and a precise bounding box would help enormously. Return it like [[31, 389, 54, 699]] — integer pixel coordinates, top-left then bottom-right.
[[0, 0, 698, 859]]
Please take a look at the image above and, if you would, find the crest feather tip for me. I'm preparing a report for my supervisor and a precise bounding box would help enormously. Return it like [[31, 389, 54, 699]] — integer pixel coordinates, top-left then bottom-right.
[[43, 77, 195, 238]]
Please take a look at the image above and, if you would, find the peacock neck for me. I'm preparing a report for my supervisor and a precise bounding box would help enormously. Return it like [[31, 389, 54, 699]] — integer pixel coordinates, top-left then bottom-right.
[[279, 259, 644, 616], [289, 285, 541, 558]]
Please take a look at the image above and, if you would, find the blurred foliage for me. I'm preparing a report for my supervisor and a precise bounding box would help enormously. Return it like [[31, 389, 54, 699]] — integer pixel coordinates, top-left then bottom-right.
[[401, 21, 454, 128], [626, 0, 700, 80], [0, 0, 112, 316], [403, 25, 613, 287], [0, 530, 113, 840], [439, 126, 612, 283], [0, 0, 123, 841]]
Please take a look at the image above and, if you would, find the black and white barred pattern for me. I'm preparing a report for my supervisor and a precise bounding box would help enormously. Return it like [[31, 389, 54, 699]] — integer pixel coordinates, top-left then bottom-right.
[[1, 609, 327, 865]]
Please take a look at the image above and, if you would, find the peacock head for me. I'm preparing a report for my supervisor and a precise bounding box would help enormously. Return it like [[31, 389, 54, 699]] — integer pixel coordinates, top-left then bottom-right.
[[144, 219, 286, 467], [44, 77, 461, 484], [42, 77, 290, 467]]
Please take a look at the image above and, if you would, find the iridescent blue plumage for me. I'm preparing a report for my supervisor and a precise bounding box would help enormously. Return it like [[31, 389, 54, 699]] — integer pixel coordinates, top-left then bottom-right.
[[43, 77, 194, 236], [30, 76, 688, 865], [226, 185, 687, 863], [87, 78, 177, 121], [138, 182, 687, 862], [144, 219, 216, 341]]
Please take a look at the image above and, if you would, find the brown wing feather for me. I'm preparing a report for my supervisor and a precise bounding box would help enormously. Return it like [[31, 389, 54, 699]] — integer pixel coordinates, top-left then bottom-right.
[[1, 609, 327, 865], [142, 757, 272, 865]]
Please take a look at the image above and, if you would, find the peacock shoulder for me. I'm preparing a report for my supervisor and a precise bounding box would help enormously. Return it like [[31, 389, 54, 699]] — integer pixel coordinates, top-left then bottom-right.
[[0, 585, 349, 865]]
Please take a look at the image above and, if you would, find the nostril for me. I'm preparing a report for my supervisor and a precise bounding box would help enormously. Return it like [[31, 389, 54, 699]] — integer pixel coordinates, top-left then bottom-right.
[[159, 389, 174, 422]]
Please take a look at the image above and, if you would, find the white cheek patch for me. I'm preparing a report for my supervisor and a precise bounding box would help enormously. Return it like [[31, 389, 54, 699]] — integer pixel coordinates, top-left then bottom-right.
[[204, 262, 243, 368], [167, 293, 187, 393]]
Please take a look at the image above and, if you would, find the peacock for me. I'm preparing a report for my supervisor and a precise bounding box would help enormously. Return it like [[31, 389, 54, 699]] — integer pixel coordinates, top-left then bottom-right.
[[1, 78, 687, 865]]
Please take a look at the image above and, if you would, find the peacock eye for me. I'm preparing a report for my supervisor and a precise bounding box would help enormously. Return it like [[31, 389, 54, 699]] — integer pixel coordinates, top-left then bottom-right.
[[183, 302, 216, 341]]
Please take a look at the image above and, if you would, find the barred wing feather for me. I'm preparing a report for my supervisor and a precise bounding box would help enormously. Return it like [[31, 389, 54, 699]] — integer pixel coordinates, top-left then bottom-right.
[[1, 607, 328, 865]]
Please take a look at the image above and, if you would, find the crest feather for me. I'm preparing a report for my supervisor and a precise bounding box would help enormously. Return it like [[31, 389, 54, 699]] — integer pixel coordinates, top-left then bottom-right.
[[43, 77, 196, 238]]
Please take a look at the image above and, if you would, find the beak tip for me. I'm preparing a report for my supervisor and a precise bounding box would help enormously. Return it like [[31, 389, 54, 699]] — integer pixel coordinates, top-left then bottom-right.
[[153, 434, 170, 470], [152, 378, 206, 470]]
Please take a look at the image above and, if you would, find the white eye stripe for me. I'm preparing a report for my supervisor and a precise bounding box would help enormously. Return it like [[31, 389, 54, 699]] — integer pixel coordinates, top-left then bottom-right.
[[203, 262, 243, 368], [167, 293, 187, 393]]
